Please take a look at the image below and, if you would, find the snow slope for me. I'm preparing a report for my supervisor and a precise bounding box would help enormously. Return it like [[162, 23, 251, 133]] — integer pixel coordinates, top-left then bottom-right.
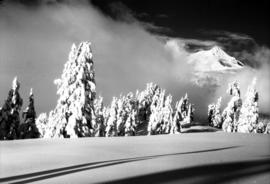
[[0, 130, 269, 184], [188, 46, 244, 72]]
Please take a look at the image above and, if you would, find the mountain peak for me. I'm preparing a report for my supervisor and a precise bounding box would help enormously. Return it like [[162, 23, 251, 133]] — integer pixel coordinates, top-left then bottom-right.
[[210, 46, 224, 55], [188, 46, 244, 72]]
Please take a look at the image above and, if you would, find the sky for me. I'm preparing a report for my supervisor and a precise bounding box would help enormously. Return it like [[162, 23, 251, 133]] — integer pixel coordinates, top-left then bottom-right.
[[0, 0, 269, 121]]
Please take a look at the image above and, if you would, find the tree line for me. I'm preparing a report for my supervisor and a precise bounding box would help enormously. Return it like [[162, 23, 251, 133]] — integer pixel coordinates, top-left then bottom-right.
[[0, 42, 269, 140]]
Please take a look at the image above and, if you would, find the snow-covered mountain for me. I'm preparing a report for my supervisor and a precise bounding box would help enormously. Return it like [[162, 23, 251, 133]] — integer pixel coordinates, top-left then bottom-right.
[[187, 46, 244, 72]]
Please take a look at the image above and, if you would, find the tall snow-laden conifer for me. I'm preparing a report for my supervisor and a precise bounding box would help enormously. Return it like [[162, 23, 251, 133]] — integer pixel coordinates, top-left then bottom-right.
[[0, 77, 23, 140], [237, 78, 259, 133], [44, 42, 96, 138], [222, 81, 242, 132], [19, 88, 39, 139]]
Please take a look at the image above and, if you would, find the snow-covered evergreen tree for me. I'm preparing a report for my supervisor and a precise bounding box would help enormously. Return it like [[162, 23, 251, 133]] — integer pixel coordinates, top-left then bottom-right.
[[115, 95, 126, 136], [161, 95, 173, 134], [237, 78, 259, 133], [36, 113, 48, 138], [208, 97, 222, 128], [222, 81, 242, 132], [121, 93, 138, 136], [170, 93, 194, 133], [44, 42, 96, 138], [124, 110, 136, 136], [0, 77, 23, 140], [105, 97, 118, 137], [255, 121, 265, 133], [170, 97, 183, 134], [18, 88, 39, 139], [264, 122, 270, 134], [183, 103, 194, 126], [180, 94, 195, 126], [147, 87, 165, 135], [136, 83, 158, 133], [93, 96, 106, 137]]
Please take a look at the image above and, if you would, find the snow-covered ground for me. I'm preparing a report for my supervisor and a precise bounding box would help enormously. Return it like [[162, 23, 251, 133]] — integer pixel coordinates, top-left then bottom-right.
[[0, 128, 270, 184]]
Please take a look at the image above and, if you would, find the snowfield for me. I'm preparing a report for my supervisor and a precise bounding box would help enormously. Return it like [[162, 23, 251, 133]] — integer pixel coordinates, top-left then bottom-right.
[[1, 129, 270, 184]]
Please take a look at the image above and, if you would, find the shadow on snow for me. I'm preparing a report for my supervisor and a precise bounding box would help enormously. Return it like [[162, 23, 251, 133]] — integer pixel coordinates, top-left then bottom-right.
[[108, 158, 270, 184], [0, 146, 242, 183]]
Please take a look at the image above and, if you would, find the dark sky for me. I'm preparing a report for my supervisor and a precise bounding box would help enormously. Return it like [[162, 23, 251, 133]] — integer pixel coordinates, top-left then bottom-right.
[[3, 0, 269, 46], [91, 0, 270, 46]]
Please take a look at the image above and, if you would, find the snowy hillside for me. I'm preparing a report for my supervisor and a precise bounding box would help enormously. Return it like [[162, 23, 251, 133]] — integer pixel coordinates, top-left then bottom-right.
[[188, 46, 244, 72], [0, 131, 269, 183]]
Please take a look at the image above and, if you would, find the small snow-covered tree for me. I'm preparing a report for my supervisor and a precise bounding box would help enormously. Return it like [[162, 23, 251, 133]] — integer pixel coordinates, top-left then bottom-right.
[[237, 78, 259, 133], [264, 122, 270, 134], [222, 81, 242, 132], [180, 94, 195, 126], [256, 121, 265, 133], [137, 83, 158, 123], [105, 97, 118, 137], [44, 42, 96, 138], [183, 103, 194, 126], [147, 87, 165, 135], [115, 95, 126, 136], [0, 77, 23, 140], [124, 110, 136, 136], [93, 96, 106, 137], [18, 88, 39, 139], [170, 97, 183, 134], [36, 113, 48, 138], [170, 93, 194, 134], [161, 95, 173, 134], [208, 97, 222, 128], [121, 93, 138, 136]]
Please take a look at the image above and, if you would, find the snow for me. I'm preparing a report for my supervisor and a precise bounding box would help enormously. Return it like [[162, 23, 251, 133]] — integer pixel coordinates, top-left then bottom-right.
[[36, 43, 197, 138], [238, 78, 259, 133], [0, 131, 269, 184], [19, 88, 39, 139], [188, 46, 244, 72], [222, 81, 242, 132], [33, 42, 268, 137], [42, 42, 96, 138], [0, 77, 23, 140], [208, 97, 222, 128], [208, 78, 269, 134]]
